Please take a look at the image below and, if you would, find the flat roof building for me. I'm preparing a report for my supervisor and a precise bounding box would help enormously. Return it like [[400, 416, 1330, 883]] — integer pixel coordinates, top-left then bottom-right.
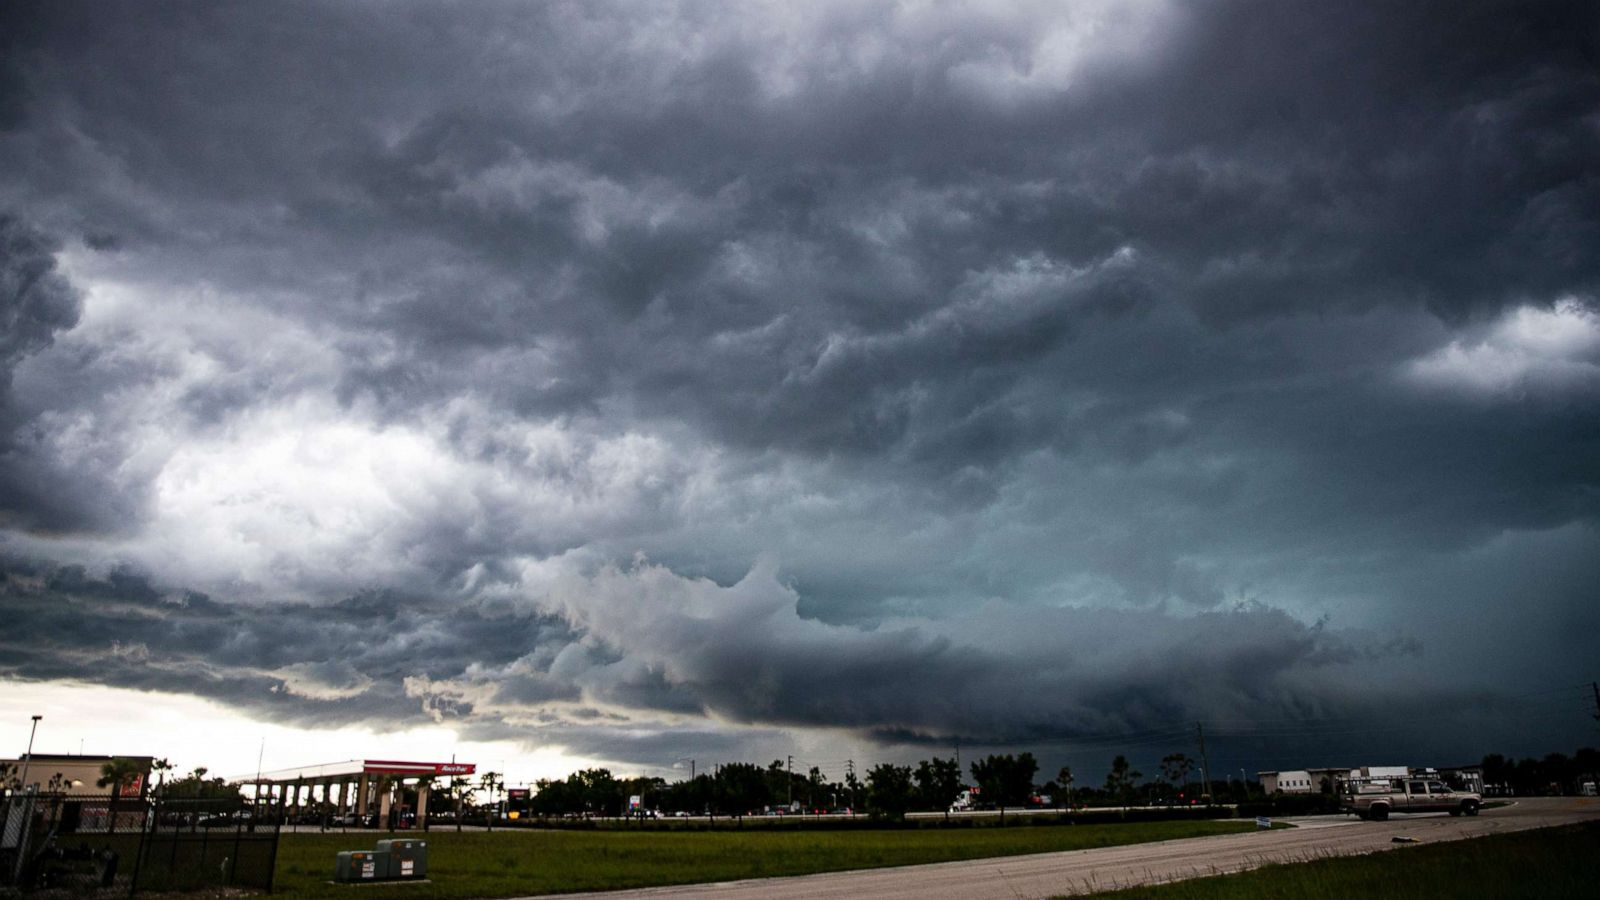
[[1258, 765, 1465, 795], [1, 754, 154, 798], [1258, 770, 1316, 794]]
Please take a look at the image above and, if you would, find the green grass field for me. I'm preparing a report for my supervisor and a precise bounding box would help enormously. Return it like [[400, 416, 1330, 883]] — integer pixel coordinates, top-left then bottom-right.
[[1080, 820, 1600, 899], [272, 819, 1257, 898]]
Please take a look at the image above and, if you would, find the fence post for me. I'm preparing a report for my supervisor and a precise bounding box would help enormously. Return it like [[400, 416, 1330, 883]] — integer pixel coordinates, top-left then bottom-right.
[[229, 805, 242, 886], [263, 817, 280, 894], [200, 815, 210, 887], [169, 802, 180, 877], [127, 796, 150, 896]]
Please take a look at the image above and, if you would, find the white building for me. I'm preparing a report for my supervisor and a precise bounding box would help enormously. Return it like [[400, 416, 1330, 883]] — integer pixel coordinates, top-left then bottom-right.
[[1358, 766, 1409, 779], [1259, 764, 1431, 796], [1258, 770, 1316, 794]]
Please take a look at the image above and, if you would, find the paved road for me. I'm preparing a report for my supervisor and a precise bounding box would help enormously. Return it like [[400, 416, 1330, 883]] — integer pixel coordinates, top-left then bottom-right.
[[526, 797, 1600, 900]]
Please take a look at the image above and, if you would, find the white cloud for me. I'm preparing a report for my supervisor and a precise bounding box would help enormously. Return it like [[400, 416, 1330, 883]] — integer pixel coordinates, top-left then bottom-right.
[[944, 1, 1175, 104], [274, 662, 375, 701], [127, 398, 701, 599], [1407, 298, 1600, 395]]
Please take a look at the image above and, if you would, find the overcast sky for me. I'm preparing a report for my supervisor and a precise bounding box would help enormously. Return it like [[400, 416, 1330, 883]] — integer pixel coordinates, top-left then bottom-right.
[[2, 1, 1597, 785]]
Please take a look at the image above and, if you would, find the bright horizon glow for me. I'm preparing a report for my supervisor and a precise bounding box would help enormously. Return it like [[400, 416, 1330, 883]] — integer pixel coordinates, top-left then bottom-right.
[[0, 679, 607, 790]]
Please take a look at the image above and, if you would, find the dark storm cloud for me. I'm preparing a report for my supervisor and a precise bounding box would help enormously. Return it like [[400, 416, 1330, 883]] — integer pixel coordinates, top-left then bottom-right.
[[0, 0, 1596, 765], [0, 215, 78, 369], [0, 554, 1434, 760], [0, 214, 127, 534], [0, 557, 567, 728]]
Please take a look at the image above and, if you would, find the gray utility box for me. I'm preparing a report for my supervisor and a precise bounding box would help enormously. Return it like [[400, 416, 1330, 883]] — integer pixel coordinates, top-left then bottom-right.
[[334, 849, 388, 882], [376, 838, 428, 880]]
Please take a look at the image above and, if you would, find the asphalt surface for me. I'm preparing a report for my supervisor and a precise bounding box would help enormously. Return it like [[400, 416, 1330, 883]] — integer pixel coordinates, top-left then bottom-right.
[[525, 797, 1600, 900]]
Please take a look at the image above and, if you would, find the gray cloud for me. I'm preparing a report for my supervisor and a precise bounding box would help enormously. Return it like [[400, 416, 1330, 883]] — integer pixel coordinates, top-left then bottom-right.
[[0, 0, 1596, 770], [0, 215, 78, 369], [0, 213, 116, 533]]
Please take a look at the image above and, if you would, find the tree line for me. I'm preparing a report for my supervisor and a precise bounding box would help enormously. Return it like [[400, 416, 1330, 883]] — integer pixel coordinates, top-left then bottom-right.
[[1480, 747, 1599, 795], [516, 750, 1222, 822]]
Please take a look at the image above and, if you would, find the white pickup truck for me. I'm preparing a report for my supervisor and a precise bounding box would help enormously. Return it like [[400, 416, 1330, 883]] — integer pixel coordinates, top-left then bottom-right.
[[1342, 777, 1480, 821]]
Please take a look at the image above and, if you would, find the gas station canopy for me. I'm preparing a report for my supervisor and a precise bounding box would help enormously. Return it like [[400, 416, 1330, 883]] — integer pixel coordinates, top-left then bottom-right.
[[232, 760, 476, 784], [228, 760, 479, 829]]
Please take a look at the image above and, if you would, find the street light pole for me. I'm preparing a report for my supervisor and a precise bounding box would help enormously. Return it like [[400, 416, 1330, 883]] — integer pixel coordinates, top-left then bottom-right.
[[11, 715, 43, 885], [17, 715, 42, 793], [674, 757, 696, 780]]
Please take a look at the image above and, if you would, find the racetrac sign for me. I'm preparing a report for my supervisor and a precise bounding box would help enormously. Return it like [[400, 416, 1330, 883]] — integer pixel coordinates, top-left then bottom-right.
[[363, 760, 478, 776]]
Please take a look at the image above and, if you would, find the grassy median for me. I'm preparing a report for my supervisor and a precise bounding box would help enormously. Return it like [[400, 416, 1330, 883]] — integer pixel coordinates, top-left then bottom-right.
[[1080, 820, 1600, 899], [273, 818, 1257, 898]]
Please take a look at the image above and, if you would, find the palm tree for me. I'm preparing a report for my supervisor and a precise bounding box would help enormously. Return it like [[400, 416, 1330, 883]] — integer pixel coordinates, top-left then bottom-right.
[[478, 772, 504, 831], [97, 757, 145, 832], [97, 757, 145, 795], [443, 776, 468, 832], [150, 758, 174, 798], [1057, 765, 1075, 810]]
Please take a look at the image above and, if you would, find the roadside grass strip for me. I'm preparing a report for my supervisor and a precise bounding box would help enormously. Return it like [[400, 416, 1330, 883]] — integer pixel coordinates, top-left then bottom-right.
[[274, 819, 1256, 898], [1073, 820, 1600, 899]]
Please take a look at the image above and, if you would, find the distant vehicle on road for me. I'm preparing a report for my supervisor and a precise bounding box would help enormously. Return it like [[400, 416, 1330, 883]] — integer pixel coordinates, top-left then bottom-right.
[[1342, 777, 1480, 821]]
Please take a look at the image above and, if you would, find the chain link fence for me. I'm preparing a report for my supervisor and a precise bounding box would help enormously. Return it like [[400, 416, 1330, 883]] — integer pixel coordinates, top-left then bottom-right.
[[1, 791, 282, 895]]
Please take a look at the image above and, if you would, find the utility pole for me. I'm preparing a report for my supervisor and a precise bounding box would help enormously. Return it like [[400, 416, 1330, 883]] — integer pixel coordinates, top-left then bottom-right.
[[1195, 722, 1213, 803], [786, 755, 793, 809], [1591, 682, 1599, 723], [846, 759, 856, 811]]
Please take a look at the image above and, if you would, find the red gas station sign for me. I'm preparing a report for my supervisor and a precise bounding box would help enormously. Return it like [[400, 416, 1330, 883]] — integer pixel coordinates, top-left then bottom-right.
[[362, 760, 477, 776]]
